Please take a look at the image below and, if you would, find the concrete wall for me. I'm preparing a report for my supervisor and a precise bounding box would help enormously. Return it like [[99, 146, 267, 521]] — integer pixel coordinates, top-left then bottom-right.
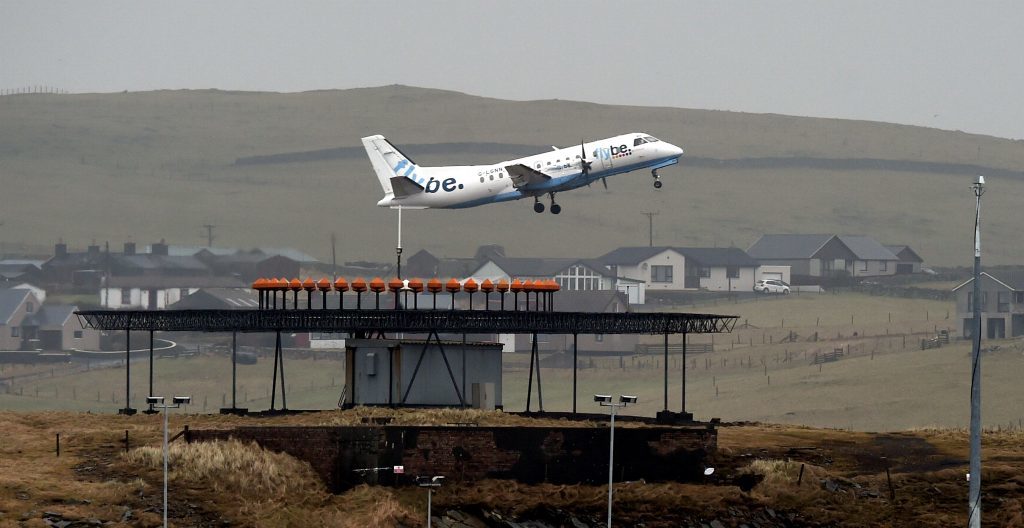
[[188, 423, 717, 492]]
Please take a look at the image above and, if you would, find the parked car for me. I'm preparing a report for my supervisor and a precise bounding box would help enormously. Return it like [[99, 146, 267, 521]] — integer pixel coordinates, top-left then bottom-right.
[[754, 279, 790, 294]]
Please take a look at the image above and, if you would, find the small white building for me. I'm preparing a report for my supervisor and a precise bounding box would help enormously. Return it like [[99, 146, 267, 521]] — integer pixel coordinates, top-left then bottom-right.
[[100, 276, 246, 309]]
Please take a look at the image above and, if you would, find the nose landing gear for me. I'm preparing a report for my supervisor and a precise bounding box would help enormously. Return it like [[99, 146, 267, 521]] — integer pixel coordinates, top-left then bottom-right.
[[652, 169, 663, 189]]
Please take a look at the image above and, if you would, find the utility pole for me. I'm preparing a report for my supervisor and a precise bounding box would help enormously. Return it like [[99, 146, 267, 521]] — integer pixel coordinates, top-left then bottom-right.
[[641, 212, 658, 247], [968, 175, 985, 528], [202, 224, 215, 247]]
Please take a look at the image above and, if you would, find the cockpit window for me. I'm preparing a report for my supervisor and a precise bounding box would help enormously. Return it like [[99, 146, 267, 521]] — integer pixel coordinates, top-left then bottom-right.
[[644, 136, 659, 143], [633, 138, 647, 146]]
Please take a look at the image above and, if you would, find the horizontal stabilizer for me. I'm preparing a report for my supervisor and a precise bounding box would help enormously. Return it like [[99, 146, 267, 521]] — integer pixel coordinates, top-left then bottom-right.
[[390, 175, 424, 198], [505, 164, 551, 188]]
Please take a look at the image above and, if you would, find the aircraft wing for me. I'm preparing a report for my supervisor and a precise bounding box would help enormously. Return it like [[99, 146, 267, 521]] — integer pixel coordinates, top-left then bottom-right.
[[505, 164, 551, 188], [389, 176, 424, 198]]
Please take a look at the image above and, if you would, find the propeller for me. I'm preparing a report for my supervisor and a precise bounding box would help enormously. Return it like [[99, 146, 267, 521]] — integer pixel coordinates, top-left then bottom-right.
[[580, 140, 605, 189], [580, 141, 592, 175]]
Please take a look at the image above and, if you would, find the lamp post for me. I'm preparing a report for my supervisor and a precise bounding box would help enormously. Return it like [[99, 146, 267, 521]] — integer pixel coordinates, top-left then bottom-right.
[[968, 175, 985, 528], [415, 475, 445, 528], [146, 395, 191, 528], [595, 394, 637, 528]]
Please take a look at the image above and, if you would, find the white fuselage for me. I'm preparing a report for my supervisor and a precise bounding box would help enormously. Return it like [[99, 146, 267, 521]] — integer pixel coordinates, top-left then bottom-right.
[[374, 133, 683, 209]]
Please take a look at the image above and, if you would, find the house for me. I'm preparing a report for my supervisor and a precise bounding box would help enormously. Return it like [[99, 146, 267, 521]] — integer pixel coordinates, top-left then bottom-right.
[[836, 236, 899, 278], [198, 251, 300, 283], [0, 259, 44, 285], [674, 248, 760, 291], [952, 271, 1024, 339], [471, 257, 615, 291], [885, 245, 925, 274], [508, 290, 637, 356], [747, 234, 904, 281], [404, 249, 479, 279], [100, 275, 246, 309], [600, 247, 687, 291], [598, 246, 761, 292], [22, 304, 100, 351], [0, 289, 38, 350], [169, 288, 259, 310], [0, 289, 98, 350]]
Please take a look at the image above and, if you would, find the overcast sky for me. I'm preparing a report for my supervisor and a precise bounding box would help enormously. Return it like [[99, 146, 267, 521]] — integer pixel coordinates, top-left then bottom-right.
[[4, 1, 1023, 139]]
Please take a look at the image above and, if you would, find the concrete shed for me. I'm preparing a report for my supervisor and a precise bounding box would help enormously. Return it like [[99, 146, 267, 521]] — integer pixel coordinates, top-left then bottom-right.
[[343, 338, 503, 409]]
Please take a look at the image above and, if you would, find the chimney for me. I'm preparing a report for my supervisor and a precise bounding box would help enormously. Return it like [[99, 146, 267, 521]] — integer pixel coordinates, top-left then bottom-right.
[[124, 242, 136, 256], [152, 239, 168, 256], [54, 241, 68, 258]]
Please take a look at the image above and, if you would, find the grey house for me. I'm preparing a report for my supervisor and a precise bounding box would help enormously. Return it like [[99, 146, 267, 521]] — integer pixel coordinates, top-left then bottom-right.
[[885, 245, 925, 274], [952, 271, 1024, 339], [748, 234, 902, 280]]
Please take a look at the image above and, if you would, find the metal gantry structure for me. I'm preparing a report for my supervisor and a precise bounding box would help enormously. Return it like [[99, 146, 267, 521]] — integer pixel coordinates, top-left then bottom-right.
[[76, 281, 736, 417]]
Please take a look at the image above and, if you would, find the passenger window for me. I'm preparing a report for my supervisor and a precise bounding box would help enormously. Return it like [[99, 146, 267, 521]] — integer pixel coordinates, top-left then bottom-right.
[[489, 174, 494, 180], [479, 177, 484, 183], [536, 163, 541, 168], [547, 161, 551, 166]]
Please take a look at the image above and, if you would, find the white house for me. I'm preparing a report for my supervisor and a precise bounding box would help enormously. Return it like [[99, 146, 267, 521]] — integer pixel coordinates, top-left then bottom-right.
[[101, 275, 246, 309]]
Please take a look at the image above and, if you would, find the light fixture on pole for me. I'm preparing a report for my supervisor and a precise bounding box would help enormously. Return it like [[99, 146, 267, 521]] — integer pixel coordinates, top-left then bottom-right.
[[968, 175, 985, 528], [595, 394, 636, 528], [146, 395, 191, 528], [415, 475, 445, 528]]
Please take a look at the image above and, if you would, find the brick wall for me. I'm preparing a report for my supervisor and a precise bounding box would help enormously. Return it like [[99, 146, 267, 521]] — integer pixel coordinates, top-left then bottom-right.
[[188, 424, 716, 492]]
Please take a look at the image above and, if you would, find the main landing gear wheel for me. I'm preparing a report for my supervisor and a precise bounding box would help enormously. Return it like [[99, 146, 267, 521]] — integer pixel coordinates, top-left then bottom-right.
[[652, 169, 663, 189], [551, 203, 562, 215], [534, 200, 545, 213]]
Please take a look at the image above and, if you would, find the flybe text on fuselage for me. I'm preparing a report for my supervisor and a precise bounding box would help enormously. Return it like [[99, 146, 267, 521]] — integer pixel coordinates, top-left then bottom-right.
[[361, 132, 683, 214]]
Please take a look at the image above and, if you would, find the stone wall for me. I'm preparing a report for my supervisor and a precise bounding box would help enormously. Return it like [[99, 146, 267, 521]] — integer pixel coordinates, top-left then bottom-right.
[[188, 424, 716, 492]]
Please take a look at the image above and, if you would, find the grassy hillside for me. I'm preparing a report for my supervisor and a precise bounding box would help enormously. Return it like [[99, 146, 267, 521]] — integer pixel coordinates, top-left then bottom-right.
[[1, 86, 1023, 265]]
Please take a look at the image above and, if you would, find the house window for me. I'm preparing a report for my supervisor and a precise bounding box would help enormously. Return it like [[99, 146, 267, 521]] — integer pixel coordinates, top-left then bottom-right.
[[121, 289, 131, 305], [651, 265, 673, 283], [1016, 292, 1024, 304], [727, 266, 740, 279], [698, 267, 711, 278], [860, 261, 868, 271], [74, 330, 83, 339], [25, 302, 34, 313], [11, 327, 19, 337], [880, 261, 887, 271], [555, 265, 605, 291], [998, 291, 1010, 313]]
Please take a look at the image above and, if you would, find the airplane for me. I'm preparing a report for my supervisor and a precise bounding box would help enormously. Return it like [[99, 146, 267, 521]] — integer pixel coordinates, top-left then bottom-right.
[[362, 133, 684, 214]]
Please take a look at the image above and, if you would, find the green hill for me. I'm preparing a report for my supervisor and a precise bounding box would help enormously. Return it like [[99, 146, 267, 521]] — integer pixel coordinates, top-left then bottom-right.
[[2, 85, 1022, 266]]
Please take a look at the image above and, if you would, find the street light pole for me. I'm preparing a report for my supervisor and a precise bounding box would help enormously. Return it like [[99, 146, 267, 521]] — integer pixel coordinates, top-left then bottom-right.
[[595, 394, 636, 528], [968, 175, 985, 528], [147, 395, 191, 528], [415, 476, 444, 528]]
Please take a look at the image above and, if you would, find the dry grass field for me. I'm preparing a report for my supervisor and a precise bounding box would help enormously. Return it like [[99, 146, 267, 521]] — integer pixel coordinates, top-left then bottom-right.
[[2, 409, 1024, 527], [2, 86, 1023, 266]]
